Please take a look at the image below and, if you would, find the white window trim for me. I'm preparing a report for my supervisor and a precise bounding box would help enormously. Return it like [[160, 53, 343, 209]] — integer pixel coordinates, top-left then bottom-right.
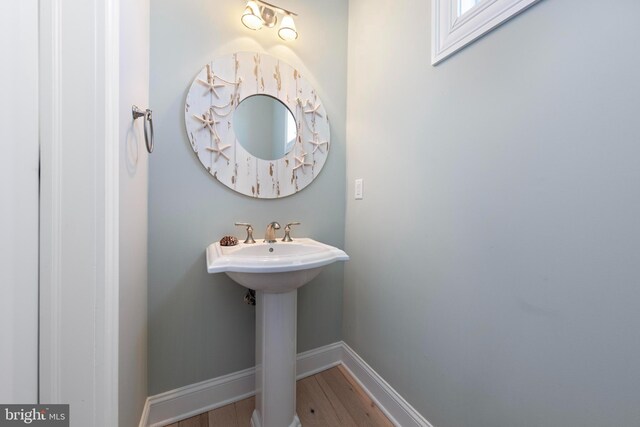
[[431, 0, 541, 65]]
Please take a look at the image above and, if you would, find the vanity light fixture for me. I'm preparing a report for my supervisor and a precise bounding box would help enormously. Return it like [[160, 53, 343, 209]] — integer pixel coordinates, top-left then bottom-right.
[[241, 0, 299, 41]]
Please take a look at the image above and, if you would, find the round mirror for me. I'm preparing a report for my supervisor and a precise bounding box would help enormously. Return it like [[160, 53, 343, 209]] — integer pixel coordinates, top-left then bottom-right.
[[233, 95, 297, 161], [185, 53, 330, 198]]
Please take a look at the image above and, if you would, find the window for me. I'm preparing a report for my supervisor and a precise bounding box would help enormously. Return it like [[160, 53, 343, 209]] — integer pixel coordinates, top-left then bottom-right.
[[458, 0, 483, 16], [431, 0, 541, 65]]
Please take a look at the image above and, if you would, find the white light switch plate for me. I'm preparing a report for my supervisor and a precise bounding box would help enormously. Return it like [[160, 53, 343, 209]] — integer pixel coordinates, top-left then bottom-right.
[[355, 179, 363, 200]]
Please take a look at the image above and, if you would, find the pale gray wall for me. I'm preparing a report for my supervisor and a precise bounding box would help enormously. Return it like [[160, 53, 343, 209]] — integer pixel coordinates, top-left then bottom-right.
[[345, 1, 640, 427], [149, 0, 348, 395], [119, 0, 149, 425]]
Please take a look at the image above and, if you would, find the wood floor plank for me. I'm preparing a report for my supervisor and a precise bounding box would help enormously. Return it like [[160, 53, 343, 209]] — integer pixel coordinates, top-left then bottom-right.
[[319, 366, 393, 427], [177, 413, 208, 427], [315, 371, 359, 426], [234, 396, 255, 426], [208, 403, 238, 427], [296, 375, 347, 426], [163, 366, 394, 427], [337, 365, 395, 427]]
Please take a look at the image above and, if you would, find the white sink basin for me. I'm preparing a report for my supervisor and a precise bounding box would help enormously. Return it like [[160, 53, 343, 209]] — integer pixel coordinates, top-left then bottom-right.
[[206, 238, 349, 293]]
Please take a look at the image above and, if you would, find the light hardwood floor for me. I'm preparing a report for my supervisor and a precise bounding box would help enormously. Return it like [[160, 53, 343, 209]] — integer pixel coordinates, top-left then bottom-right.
[[165, 365, 394, 427]]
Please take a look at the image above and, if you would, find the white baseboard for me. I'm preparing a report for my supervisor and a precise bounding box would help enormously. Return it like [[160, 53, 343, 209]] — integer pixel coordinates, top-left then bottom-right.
[[138, 397, 150, 427], [141, 341, 432, 427], [340, 343, 433, 427], [145, 366, 255, 427], [296, 341, 343, 380]]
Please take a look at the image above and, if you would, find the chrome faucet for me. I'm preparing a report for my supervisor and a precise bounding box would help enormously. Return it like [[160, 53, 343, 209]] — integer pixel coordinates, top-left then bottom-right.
[[282, 222, 300, 242], [264, 221, 281, 243], [235, 222, 256, 244]]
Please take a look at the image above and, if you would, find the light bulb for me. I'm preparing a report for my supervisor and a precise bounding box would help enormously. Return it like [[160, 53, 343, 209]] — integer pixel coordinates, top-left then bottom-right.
[[260, 6, 278, 28]]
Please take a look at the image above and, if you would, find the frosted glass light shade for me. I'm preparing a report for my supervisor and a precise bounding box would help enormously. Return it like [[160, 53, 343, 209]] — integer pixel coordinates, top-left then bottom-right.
[[278, 14, 298, 41], [241, 1, 263, 30]]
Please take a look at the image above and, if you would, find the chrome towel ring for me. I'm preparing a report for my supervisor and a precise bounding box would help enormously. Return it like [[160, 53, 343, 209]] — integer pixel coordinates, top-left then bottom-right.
[[132, 105, 154, 153]]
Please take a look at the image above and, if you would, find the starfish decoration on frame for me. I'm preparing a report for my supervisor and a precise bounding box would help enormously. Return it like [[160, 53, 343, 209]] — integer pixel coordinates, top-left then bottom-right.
[[300, 98, 323, 119], [193, 109, 219, 135], [309, 137, 329, 154], [205, 138, 231, 162], [293, 151, 312, 173], [197, 65, 225, 98]]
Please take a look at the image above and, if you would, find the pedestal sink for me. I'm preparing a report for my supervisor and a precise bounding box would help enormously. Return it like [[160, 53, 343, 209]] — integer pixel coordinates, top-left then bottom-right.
[[206, 238, 348, 427]]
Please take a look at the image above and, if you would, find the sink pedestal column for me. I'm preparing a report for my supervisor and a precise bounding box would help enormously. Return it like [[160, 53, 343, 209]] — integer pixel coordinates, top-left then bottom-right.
[[251, 289, 301, 427]]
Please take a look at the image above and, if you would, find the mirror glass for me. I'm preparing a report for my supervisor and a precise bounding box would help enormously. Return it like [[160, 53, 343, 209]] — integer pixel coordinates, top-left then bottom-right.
[[233, 95, 297, 160]]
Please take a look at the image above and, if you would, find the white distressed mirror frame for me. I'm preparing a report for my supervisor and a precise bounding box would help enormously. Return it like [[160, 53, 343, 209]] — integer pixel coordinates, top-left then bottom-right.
[[185, 52, 330, 198], [431, 0, 541, 65]]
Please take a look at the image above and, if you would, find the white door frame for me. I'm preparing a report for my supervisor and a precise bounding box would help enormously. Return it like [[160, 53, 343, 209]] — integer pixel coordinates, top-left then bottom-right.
[[39, 0, 120, 424], [0, 0, 39, 404]]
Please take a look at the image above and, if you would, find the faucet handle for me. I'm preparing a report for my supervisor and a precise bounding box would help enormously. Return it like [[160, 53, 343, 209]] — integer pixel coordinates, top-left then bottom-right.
[[282, 222, 301, 242], [234, 222, 256, 244]]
